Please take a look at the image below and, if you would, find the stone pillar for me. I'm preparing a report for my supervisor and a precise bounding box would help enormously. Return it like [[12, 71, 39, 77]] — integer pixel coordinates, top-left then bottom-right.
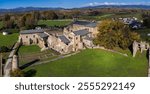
[[133, 41, 138, 57], [140, 42, 145, 53], [12, 55, 19, 71]]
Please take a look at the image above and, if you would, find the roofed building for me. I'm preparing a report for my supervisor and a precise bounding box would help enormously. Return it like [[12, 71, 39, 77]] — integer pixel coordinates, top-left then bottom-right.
[[64, 20, 98, 38], [47, 34, 73, 54], [19, 20, 98, 54], [19, 29, 49, 50]]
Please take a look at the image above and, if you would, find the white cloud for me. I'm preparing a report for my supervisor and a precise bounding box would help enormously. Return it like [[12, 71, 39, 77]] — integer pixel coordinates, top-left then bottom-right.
[[84, 2, 150, 6]]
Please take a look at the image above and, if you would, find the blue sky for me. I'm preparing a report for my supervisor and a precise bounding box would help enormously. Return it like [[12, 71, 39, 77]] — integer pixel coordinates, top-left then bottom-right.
[[0, 0, 150, 9]]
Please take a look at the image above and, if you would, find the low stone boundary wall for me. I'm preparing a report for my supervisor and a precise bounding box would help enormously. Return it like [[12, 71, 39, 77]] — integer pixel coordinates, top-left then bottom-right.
[[30, 51, 80, 66], [148, 68, 150, 77], [91, 46, 128, 57], [4, 42, 20, 77]]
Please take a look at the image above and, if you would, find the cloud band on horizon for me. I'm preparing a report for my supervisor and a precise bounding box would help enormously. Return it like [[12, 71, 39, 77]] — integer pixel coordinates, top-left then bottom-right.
[[84, 2, 150, 6]]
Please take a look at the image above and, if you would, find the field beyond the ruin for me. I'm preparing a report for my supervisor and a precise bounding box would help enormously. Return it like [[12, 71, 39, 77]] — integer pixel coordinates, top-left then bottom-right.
[[0, 33, 19, 47], [23, 49, 148, 77], [38, 19, 72, 27]]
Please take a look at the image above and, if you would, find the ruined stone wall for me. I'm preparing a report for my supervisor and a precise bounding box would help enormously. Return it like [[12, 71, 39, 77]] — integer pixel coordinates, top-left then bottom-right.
[[132, 41, 150, 77], [19, 34, 38, 45], [64, 24, 98, 38], [47, 35, 73, 54], [12, 55, 19, 72], [68, 33, 84, 51], [132, 41, 149, 57]]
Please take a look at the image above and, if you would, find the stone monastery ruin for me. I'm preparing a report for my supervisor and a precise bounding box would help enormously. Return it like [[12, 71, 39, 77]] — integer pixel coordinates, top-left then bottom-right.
[[19, 20, 99, 54]]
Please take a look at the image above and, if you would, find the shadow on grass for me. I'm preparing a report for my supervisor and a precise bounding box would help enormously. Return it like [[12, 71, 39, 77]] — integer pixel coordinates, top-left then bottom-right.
[[128, 44, 133, 55], [20, 59, 40, 70], [146, 49, 149, 60], [24, 69, 37, 77]]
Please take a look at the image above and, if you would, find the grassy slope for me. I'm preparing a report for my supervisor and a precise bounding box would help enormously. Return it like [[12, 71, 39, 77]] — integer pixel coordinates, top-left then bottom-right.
[[24, 49, 148, 77], [38, 19, 72, 27], [0, 33, 19, 47]]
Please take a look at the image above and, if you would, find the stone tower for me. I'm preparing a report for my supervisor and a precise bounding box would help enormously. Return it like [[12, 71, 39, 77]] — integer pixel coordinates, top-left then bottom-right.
[[132, 41, 149, 57], [12, 55, 19, 71]]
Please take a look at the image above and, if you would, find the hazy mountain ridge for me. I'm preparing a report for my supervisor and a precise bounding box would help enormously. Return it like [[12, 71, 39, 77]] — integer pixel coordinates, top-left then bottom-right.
[[0, 5, 150, 13], [0, 7, 64, 13]]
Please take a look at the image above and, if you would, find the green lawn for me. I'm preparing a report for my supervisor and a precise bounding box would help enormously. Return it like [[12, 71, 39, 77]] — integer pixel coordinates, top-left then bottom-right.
[[18, 45, 41, 66], [0, 33, 19, 47], [0, 21, 3, 29], [81, 14, 115, 20], [24, 49, 148, 77], [18, 45, 59, 67], [18, 45, 41, 55], [38, 19, 72, 27]]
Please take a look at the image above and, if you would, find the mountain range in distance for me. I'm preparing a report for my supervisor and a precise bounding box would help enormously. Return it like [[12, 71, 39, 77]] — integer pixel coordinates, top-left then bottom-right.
[[0, 5, 150, 13]]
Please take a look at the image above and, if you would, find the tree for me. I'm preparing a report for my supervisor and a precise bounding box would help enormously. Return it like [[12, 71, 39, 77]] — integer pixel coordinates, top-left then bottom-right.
[[3, 19, 14, 29], [2, 14, 15, 29], [94, 20, 140, 49], [32, 11, 40, 20], [41, 11, 58, 20], [0, 46, 10, 53], [24, 13, 38, 29], [17, 16, 26, 29], [143, 18, 150, 28], [142, 12, 150, 28], [10, 69, 25, 77], [3, 14, 10, 21]]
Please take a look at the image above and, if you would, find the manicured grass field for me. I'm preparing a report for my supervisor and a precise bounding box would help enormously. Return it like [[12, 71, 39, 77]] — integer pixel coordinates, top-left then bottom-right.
[[81, 13, 142, 20], [38, 19, 72, 27], [18, 45, 58, 67], [24, 49, 148, 77], [18, 45, 41, 55], [82, 14, 115, 20], [0, 21, 3, 29], [0, 33, 19, 47]]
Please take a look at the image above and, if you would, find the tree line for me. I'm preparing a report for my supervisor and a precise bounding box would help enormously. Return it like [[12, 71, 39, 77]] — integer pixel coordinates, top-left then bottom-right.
[[1, 11, 59, 30], [142, 12, 150, 28], [0, 8, 150, 31]]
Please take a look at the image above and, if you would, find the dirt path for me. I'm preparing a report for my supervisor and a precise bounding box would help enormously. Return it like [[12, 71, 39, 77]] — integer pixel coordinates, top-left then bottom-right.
[[29, 51, 80, 67]]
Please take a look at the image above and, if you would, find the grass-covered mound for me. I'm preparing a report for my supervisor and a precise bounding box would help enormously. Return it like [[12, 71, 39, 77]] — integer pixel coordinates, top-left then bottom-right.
[[24, 49, 148, 77]]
